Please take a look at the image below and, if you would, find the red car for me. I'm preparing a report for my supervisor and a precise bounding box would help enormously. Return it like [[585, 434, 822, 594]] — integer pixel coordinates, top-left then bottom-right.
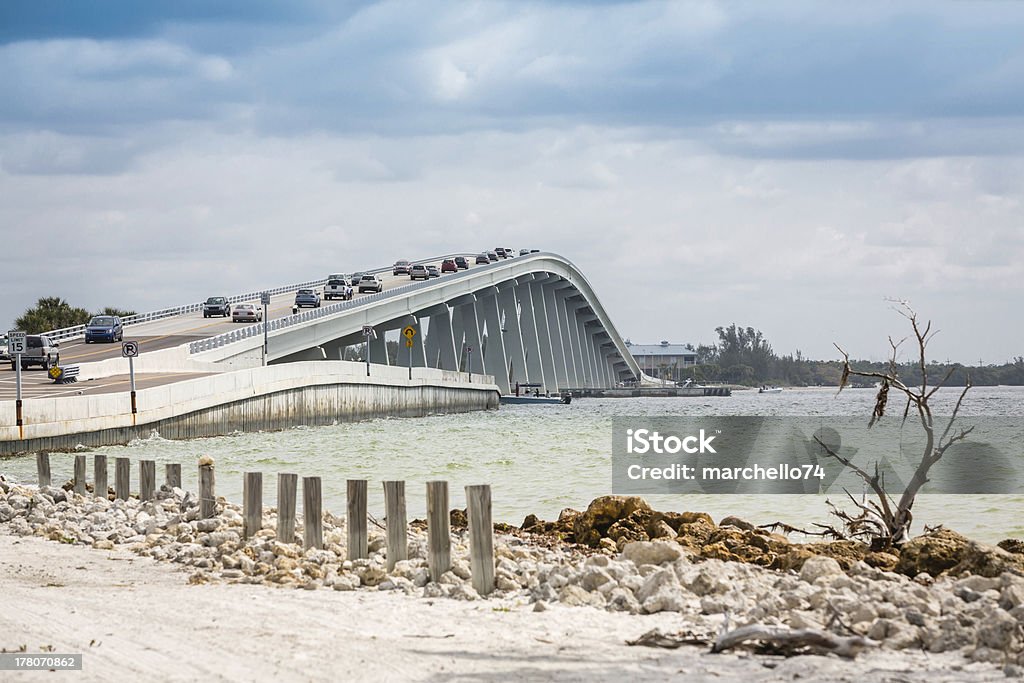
[[441, 259, 458, 273]]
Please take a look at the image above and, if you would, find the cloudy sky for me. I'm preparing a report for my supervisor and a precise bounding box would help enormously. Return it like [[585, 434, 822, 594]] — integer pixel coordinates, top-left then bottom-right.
[[1, 1, 1022, 363]]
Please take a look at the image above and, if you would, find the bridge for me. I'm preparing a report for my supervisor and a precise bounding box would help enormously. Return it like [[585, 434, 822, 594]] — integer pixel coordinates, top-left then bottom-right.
[[17, 251, 642, 396], [1, 252, 641, 452]]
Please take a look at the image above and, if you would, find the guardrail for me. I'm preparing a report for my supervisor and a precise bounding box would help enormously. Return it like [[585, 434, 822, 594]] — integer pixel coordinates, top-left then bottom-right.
[[40, 252, 478, 343], [187, 252, 550, 355]]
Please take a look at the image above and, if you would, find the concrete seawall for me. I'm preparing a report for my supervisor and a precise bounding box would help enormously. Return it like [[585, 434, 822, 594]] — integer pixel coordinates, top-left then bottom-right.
[[0, 361, 499, 455]]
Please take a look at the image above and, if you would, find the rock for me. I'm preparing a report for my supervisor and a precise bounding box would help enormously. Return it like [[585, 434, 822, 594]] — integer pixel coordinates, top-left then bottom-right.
[[532, 600, 547, 612], [580, 567, 614, 592], [449, 584, 479, 601], [976, 608, 1019, 650], [1003, 583, 1024, 610], [449, 508, 468, 529], [606, 587, 641, 613], [196, 518, 221, 533], [998, 538, 1024, 555], [719, 515, 757, 532], [800, 556, 844, 583], [0, 504, 15, 522], [332, 576, 356, 591], [521, 514, 541, 530], [621, 541, 682, 567], [949, 541, 1024, 578], [636, 567, 685, 613], [452, 560, 472, 581], [897, 528, 970, 577], [559, 584, 601, 607], [573, 496, 652, 547], [92, 540, 114, 550], [356, 563, 387, 587]]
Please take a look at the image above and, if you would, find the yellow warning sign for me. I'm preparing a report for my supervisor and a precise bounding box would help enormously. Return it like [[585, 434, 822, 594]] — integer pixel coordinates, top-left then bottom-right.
[[405, 338, 414, 348], [403, 325, 416, 339]]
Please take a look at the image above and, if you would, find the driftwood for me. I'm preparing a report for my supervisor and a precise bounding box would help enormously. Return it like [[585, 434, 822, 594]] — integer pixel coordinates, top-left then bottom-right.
[[626, 629, 712, 649], [710, 624, 877, 659]]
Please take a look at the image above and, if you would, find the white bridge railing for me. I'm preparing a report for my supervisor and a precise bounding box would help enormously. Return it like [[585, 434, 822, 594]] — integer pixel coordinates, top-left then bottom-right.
[[41, 252, 477, 344], [186, 252, 549, 354]]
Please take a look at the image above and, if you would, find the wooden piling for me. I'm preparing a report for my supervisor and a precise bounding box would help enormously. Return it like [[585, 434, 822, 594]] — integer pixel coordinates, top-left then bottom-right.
[[303, 476, 323, 550], [165, 463, 181, 489], [426, 480, 451, 582], [199, 459, 216, 519], [383, 481, 407, 571], [277, 473, 297, 543], [139, 460, 155, 501], [346, 479, 368, 560], [115, 457, 130, 501], [73, 455, 87, 495], [465, 484, 495, 596], [243, 472, 263, 539], [36, 452, 51, 488], [94, 455, 107, 500]]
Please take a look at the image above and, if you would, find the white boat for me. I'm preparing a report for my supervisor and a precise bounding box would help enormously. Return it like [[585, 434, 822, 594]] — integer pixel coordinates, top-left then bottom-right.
[[758, 386, 783, 394]]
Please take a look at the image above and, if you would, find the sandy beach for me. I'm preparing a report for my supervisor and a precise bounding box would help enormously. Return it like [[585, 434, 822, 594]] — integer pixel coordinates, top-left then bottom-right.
[[1, 532, 1013, 682]]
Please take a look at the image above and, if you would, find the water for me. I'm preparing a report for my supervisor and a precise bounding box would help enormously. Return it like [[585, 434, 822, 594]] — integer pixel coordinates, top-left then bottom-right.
[[3, 386, 1022, 543]]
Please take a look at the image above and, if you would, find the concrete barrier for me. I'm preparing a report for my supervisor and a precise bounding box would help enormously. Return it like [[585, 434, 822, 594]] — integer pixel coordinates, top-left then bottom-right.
[[0, 361, 498, 454]]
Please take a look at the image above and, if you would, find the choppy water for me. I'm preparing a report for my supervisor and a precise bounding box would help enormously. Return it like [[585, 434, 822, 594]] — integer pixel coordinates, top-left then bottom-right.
[[3, 386, 1022, 543]]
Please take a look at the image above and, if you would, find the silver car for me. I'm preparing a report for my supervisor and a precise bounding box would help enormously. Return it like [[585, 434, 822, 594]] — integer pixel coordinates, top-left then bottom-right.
[[231, 303, 263, 323]]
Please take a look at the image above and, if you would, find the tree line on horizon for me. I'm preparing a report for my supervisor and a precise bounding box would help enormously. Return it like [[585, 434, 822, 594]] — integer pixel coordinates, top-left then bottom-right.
[[668, 323, 1024, 387]]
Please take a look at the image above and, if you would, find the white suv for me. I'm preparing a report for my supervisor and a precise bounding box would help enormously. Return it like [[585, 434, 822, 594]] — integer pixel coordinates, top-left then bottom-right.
[[357, 274, 383, 293]]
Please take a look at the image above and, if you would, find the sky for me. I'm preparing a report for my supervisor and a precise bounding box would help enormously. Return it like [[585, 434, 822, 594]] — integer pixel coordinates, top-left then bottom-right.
[[1, 1, 1022, 364]]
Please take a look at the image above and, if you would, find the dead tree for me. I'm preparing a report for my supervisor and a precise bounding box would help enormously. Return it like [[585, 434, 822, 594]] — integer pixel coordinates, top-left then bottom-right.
[[824, 302, 973, 546]]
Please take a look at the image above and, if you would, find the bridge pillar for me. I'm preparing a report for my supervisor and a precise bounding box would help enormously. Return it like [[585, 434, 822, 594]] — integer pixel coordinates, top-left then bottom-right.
[[498, 285, 528, 389], [477, 294, 510, 394], [369, 324, 390, 366], [529, 281, 558, 393], [575, 316, 595, 387], [424, 317, 440, 368], [430, 308, 459, 372], [515, 282, 545, 389], [553, 289, 581, 388], [542, 284, 571, 389], [455, 303, 484, 374]]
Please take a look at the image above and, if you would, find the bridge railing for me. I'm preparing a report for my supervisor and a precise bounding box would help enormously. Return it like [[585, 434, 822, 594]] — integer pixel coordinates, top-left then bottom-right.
[[187, 252, 555, 355], [40, 252, 476, 343]]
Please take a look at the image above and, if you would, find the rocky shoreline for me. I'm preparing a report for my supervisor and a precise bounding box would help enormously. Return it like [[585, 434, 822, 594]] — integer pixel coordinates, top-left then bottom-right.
[[1, 475, 1022, 674]]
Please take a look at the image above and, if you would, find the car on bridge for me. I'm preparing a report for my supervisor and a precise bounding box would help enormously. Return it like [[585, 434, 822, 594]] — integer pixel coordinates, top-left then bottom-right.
[[349, 272, 365, 286], [486, 251, 498, 262], [84, 315, 124, 343], [358, 274, 383, 293], [519, 248, 530, 256], [441, 259, 458, 273], [393, 259, 411, 275], [10, 335, 59, 371], [426, 265, 440, 278], [495, 248, 507, 259], [294, 289, 322, 308], [454, 256, 469, 269], [475, 254, 490, 265], [203, 296, 231, 317], [324, 276, 353, 301], [231, 303, 263, 323], [0, 334, 8, 361], [409, 264, 429, 280]]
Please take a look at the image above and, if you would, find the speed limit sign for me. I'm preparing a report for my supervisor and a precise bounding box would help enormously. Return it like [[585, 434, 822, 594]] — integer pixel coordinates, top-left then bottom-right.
[[121, 341, 139, 358]]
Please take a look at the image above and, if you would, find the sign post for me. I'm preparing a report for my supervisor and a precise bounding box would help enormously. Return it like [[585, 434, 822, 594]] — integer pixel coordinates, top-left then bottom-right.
[[9, 330, 26, 429], [122, 341, 139, 414], [362, 325, 374, 376], [403, 325, 417, 381], [466, 345, 472, 383], [260, 292, 271, 366]]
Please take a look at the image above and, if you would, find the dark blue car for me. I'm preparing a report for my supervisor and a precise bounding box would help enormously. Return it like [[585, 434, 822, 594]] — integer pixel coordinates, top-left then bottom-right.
[[85, 315, 123, 343]]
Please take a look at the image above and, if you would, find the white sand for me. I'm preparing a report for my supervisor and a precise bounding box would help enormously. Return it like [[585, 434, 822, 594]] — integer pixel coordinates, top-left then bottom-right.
[[0, 534, 1008, 682]]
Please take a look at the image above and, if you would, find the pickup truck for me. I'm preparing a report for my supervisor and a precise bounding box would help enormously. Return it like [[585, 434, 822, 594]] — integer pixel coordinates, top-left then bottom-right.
[[324, 274, 353, 300]]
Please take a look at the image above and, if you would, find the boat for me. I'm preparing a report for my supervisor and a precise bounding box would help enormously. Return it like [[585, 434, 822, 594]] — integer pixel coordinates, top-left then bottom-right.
[[500, 393, 571, 405], [758, 386, 783, 394]]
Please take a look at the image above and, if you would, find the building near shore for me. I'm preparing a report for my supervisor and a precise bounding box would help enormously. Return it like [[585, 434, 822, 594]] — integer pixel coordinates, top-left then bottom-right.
[[626, 340, 698, 381]]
